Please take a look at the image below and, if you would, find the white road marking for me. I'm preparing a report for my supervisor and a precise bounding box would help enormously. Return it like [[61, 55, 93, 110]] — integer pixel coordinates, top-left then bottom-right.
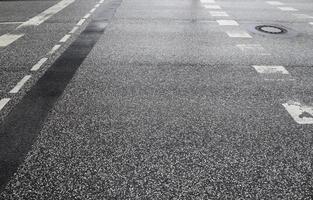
[[278, 7, 298, 11], [48, 44, 61, 55], [210, 11, 229, 17], [266, 1, 284, 5], [0, 34, 24, 47], [226, 30, 252, 38], [217, 20, 239, 26], [201, 0, 215, 3], [90, 8, 97, 13], [204, 5, 221, 9], [0, 98, 10, 111], [283, 101, 313, 124], [60, 34, 71, 43], [236, 44, 270, 55], [95, 3, 100, 8], [293, 14, 313, 19], [9, 75, 32, 94], [252, 65, 289, 74], [76, 19, 86, 26], [0, 22, 23, 25], [99, 0, 104, 3], [18, 0, 75, 28], [69, 26, 79, 33], [83, 13, 91, 19], [31, 58, 48, 71]]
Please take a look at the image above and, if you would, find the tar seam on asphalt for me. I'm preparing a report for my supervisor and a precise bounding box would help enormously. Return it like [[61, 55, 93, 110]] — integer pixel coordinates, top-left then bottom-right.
[[0, 0, 123, 191]]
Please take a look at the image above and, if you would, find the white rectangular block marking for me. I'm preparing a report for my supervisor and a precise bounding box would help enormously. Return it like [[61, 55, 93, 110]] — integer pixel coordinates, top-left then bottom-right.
[[48, 44, 61, 55], [210, 11, 229, 17], [0, 34, 24, 47], [226, 30, 252, 38], [201, 0, 215, 3], [31, 58, 48, 71], [0, 98, 10, 111], [253, 65, 289, 74], [278, 7, 298, 11], [266, 1, 284, 5], [69, 26, 79, 34], [18, 0, 75, 28], [237, 44, 270, 55], [217, 20, 238, 26], [283, 101, 313, 124], [60, 34, 71, 43], [9, 75, 31, 94], [77, 19, 86, 26], [204, 5, 221, 9]]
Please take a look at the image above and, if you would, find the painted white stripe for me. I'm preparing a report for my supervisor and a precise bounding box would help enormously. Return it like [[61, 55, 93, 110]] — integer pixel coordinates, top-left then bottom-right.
[[99, 0, 105, 3], [0, 22, 23, 25], [283, 101, 313, 124], [217, 20, 238, 26], [278, 7, 298, 11], [226, 30, 252, 38], [210, 11, 229, 17], [69, 26, 79, 34], [18, 0, 75, 28], [48, 44, 61, 55], [9, 75, 32, 94], [0, 34, 24, 47], [90, 8, 97, 13], [266, 1, 284, 5], [59, 34, 71, 43], [0, 98, 10, 111], [201, 0, 215, 3], [76, 19, 86, 26], [204, 5, 221, 9], [293, 14, 313, 19], [31, 57, 48, 71], [252, 65, 289, 74], [95, 3, 100, 8], [83, 13, 91, 19], [236, 44, 270, 55]]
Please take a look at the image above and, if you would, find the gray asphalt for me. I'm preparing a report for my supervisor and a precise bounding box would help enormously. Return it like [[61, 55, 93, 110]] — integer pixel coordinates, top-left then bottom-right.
[[1, 0, 313, 199]]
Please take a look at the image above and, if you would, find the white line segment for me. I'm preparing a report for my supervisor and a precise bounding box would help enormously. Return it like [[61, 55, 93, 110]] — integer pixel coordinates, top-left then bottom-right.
[[217, 20, 239, 26], [0, 34, 24, 47], [283, 101, 313, 124], [0, 98, 10, 111], [204, 5, 221, 9], [210, 11, 229, 17], [76, 19, 86, 26], [31, 58, 48, 71], [48, 44, 61, 55], [60, 34, 71, 43], [69, 26, 79, 34], [18, 0, 75, 28], [266, 1, 284, 5], [278, 7, 298, 11], [252, 65, 289, 74], [226, 30, 252, 38], [9, 75, 32, 94]]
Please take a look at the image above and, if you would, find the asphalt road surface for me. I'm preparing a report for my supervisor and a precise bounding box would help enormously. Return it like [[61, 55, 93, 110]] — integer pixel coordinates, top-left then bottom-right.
[[0, 0, 313, 199]]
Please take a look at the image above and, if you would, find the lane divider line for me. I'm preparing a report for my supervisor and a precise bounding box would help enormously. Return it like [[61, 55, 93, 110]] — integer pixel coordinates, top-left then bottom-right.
[[48, 44, 61, 55], [9, 75, 32, 94], [226, 30, 252, 38], [252, 65, 289, 74], [83, 14, 91, 19], [210, 11, 229, 17], [31, 58, 48, 71], [69, 26, 79, 34], [0, 34, 24, 47], [278, 7, 298, 11], [266, 1, 284, 5], [0, 98, 10, 111], [60, 34, 71, 43], [76, 19, 86, 26], [204, 5, 221, 9], [283, 101, 313, 124], [217, 19, 239, 26]]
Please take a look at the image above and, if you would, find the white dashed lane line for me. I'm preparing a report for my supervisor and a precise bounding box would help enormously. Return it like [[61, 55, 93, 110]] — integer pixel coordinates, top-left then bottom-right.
[[60, 34, 71, 43], [31, 58, 48, 71], [210, 11, 229, 17], [0, 34, 24, 47], [226, 30, 252, 38], [69, 26, 79, 34], [76, 19, 86, 26], [293, 14, 313, 19], [252, 65, 289, 74], [283, 101, 313, 124], [266, 1, 284, 5], [0, 22, 23, 25], [0, 98, 10, 112], [201, 0, 215, 3], [83, 13, 91, 19], [217, 20, 239, 26], [278, 7, 298, 11], [236, 44, 270, 55], [204, 5, 221, 9], [48, 44, 61, 55], [9, 75, 32, 94], [18, 0, 75, 28]]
